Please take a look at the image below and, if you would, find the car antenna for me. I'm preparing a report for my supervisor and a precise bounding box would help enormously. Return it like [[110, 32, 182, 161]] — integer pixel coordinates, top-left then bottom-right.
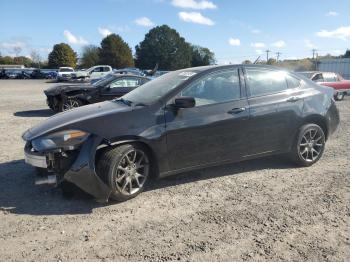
[[253, 56, 261, 64], [148, 63, 159, 76]]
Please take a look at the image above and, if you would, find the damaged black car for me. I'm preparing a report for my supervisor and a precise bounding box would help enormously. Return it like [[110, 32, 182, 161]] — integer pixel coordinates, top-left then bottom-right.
[[23, 65, 340, 202], [44, 74, 150, 112]]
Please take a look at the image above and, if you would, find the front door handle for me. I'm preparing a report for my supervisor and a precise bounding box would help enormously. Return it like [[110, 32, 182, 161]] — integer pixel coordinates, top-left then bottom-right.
[[228, 107, 246, 114], [286, 96, 301, 102]]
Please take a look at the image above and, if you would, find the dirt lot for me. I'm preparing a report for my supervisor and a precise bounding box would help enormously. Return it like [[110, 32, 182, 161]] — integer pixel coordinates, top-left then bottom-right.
[[0, 80, 349, 261]]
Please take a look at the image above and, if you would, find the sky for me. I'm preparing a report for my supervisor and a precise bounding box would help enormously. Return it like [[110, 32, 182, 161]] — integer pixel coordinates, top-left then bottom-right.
[[1, 0, 350, 64]]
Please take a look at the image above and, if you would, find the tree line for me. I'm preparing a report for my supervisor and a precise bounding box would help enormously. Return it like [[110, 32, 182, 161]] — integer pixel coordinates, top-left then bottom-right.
[[47, 25, 215, 70], [1, 24, 350, 71]]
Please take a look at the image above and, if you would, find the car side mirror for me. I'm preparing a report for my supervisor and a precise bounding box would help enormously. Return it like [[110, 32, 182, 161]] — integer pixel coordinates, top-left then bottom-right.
[[174, 97, 195, 108]]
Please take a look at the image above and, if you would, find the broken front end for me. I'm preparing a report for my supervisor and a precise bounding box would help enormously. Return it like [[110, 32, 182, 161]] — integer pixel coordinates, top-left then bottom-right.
[[23, 130, 112, 202]]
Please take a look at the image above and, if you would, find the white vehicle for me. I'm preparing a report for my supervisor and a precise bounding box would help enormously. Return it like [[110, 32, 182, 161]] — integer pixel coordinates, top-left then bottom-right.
[[72, 65, 112, 80], [57, 67, 75, 81]]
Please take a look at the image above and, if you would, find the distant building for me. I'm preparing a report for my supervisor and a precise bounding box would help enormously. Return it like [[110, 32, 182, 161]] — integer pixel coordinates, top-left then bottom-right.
[[318, 58, 350, 79], [0, 64, 25, 69]]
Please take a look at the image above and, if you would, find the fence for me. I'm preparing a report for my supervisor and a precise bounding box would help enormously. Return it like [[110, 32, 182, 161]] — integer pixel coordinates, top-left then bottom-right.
[[317, 58, 350, 79]]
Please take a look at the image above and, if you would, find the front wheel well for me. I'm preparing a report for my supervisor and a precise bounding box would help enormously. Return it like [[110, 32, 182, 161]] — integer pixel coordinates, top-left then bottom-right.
[[95, 140, 159, 179]]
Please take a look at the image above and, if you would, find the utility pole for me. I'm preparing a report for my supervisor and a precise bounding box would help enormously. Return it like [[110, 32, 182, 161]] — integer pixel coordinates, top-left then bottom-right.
[[265, 50, 271, 62], [312, 49, 317, 70], [276, 52, 281, 62], [312, 49, 317, 60]]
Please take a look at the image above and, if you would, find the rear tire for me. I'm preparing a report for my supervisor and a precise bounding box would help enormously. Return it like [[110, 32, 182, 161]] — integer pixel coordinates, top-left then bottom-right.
[[334, 92, 345, 101], [289, 124, 325, 167], [96, 144, 151, 202]]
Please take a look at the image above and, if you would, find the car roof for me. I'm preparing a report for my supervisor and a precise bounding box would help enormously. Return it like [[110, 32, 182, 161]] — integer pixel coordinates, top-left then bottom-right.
[[111, 73, 150, 79], [173, 64, 293, 74]]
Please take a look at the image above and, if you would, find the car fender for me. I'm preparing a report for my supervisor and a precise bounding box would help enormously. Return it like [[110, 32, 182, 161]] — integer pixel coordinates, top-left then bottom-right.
[[63, 135, 112, 202]]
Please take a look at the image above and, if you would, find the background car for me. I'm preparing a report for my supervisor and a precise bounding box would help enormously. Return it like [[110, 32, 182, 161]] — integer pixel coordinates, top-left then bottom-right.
[[30, 69, 47, 79], [299, 71, 349, 101], [57, 67, 74, 81], [72, 65, 112, 80], [44, 73, 150, 112], [23, 65, 339, 202]]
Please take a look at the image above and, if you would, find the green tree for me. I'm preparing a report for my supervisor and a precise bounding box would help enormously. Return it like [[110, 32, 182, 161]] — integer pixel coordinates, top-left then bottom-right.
[[81, 45, 100, 68], [343, 49, 350, 58], [48, 43, 77, 68], [191, 45, 215, 67], [13, 56, 32, 67], [0, 56, 14, 64], [135, 25, 192, 70], [99, 34, 134, 68], [267, 58, 277, 65], [242, 60, 252, 64]]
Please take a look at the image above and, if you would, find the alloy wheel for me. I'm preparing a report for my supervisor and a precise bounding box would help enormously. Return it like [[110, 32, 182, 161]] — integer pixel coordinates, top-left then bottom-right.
[[114, 149, 149, 196], [63, 99, 80, 111], [298, 128, 325, 162]]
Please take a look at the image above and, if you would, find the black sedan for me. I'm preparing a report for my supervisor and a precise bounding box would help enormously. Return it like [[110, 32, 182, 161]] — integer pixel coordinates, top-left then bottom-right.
[[23, 65, 339, 202], [44, 74, 150, 112]]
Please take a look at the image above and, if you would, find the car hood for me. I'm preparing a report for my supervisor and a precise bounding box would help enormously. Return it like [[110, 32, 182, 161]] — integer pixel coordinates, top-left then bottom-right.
[[44, 84, 96, 95], [22, 101, 132, 141]]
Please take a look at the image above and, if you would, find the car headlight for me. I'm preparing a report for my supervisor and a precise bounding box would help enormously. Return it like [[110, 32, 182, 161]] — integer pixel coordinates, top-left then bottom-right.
[[32, 130, 89, 151]]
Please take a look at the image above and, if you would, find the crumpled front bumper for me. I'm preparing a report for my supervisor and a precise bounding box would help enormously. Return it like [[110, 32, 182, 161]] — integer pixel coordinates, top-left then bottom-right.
[[24, 136, 112, 202]]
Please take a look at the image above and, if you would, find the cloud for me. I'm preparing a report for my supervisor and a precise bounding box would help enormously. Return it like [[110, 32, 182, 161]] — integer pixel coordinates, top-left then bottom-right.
[[326, 11, 339, 17], [98, 27, 112, 37], [331, 49, 343, 55], [316, 26, 350, 40], [171, 0, 217, 9], [115, 25, 130, 32], [228, 38, 240, 46], [305, 39, 317, 48], [63, 30, 88, 45], [178, 11, 214, 25], [33, 47, 52, 53], [251, 42, 265, 48], [251, 29, 261, 34], [272, 40, 286, 48], [134, 17, 155, 27], [255, 49, 263, 55], [0, 41, 27, 50]]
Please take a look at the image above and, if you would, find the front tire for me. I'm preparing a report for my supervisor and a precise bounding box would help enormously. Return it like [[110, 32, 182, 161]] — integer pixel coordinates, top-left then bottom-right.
[[96, 144, 150, 202], [290, 124, 326, 167], [59, 98, 83, 112]]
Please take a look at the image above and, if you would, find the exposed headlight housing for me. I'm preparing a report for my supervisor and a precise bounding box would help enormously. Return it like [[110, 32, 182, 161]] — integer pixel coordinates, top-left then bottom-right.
[[32, 130, 89, 151]]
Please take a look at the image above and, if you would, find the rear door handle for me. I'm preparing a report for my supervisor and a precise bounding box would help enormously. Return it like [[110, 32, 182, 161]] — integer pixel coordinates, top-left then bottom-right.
[[286, 96, 301, 102], [228, 107, 246, 114]]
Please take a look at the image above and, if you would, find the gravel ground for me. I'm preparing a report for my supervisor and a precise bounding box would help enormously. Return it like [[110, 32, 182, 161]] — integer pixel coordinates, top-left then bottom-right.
[[0, 80, 349, 261]]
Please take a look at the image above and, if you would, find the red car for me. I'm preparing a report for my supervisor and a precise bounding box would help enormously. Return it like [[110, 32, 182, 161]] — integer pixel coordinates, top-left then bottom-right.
[[299, 71, 349, 101]]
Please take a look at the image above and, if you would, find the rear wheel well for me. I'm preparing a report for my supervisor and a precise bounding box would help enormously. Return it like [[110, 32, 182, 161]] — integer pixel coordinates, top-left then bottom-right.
[[302, 115, 328, 140], [95, 140, 159, 179]]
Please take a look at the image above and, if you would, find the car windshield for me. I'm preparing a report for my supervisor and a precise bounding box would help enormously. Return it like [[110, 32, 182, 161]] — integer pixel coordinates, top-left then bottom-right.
[[297, 72, 315, 79], [92, 74, 115, 86], [120, 70, 196, 105]]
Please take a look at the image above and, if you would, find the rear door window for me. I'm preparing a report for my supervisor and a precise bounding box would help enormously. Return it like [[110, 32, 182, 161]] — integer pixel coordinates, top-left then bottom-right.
[[245, 69, 288, 97]]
